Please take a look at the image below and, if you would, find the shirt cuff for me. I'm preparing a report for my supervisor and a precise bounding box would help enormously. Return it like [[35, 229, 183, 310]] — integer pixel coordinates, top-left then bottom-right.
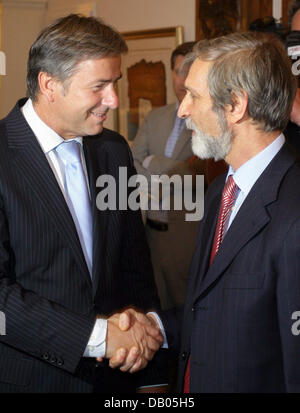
[[142, 155, 155, 169], [83, 318, 107, 357], [147, 312, 168, 349]]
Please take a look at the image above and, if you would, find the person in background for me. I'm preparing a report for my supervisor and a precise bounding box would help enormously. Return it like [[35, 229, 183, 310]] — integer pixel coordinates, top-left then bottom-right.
[[132, 42, 205, 312], [0, 14, 167, 393]]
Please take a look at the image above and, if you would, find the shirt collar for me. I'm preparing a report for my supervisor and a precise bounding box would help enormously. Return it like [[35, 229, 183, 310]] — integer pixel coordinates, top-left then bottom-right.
[[21, 98, 83, 154], [227, 133, 285, 196]]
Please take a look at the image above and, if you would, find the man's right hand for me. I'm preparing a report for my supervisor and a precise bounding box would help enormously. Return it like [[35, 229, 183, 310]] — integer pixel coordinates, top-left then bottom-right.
[[104, 309, 163, 373]]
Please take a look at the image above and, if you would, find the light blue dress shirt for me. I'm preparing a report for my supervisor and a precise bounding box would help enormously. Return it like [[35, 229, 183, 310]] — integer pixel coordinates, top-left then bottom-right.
[[225, 134, 285, 234]]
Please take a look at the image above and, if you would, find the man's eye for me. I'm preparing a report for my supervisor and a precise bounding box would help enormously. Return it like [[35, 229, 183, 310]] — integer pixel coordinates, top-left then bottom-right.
[[92, 84, 105, 91]]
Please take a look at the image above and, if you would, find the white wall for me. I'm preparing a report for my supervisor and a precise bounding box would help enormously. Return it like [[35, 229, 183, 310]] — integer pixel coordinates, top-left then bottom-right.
[[45, 0, 196, 131], [0, 0, 47, 117], [46, 0, 196, 41], [96, 0, 196, 41]]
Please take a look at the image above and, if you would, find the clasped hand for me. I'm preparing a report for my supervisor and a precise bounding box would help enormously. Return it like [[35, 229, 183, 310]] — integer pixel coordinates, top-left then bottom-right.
[[103, 308, 163, 373]]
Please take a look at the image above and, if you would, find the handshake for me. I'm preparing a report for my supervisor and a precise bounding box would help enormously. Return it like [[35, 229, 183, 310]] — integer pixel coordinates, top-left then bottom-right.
[[103, 309, 164, 373]]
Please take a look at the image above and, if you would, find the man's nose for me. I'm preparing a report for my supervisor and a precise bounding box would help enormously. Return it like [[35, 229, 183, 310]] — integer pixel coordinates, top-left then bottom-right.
[[178, 94, 189, 119], [102, 84, 119, 109]]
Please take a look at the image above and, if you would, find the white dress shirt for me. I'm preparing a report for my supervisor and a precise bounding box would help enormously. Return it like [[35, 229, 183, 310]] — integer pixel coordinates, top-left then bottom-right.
[[21, 99, 106, 357]]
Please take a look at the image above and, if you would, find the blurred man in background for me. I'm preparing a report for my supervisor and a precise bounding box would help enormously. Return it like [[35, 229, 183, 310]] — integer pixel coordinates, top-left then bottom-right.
[[132, 42, 205, 312]]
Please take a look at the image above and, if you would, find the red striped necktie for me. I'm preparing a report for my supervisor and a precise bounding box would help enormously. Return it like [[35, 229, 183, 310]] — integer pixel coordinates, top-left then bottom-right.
[[183, 175, 238, 393]]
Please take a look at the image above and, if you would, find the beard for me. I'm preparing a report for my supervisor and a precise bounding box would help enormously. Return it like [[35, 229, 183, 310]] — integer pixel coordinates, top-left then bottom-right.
[[185, 112, 233, 161]]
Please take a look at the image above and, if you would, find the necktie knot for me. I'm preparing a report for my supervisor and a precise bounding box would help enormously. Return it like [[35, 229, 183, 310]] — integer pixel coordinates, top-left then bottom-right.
[[222, 175, 238, 207], [55, 140, 81, 165]]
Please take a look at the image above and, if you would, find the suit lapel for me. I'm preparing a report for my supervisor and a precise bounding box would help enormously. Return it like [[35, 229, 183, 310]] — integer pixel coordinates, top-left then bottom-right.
[[188, 190, 221, 301], [6, 101, 92, 287], [194, 195, 270, 302], [192, 145, 296, 304], [83, 137, 108, 297]]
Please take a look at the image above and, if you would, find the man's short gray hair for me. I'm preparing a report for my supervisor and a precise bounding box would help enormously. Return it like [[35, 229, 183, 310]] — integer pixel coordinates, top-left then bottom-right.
[[27, 14, 128, 101], [188, 32, 297, 132]]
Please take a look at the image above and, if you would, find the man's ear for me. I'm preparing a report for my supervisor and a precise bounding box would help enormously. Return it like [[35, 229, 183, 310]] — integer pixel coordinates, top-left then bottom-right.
[[225, 90, 248, 126], [37, 72, 59, 102]]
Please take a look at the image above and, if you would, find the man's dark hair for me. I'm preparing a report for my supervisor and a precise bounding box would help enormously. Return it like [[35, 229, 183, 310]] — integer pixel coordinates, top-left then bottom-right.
[[170, 41, 196, 70], [288, 0, 300, 30], [27, 14, 128, 101]]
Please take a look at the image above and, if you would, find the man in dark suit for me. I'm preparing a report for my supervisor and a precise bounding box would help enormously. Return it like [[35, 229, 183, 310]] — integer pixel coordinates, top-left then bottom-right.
[[0, 14, 166, 392], [115, 31, 300, 392]]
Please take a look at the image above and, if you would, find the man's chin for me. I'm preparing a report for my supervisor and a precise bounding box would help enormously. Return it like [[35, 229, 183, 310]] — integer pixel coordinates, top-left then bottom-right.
[[191, 131, 232, 161], [191, 135, 211, 159], [86, 123, 104, 137]]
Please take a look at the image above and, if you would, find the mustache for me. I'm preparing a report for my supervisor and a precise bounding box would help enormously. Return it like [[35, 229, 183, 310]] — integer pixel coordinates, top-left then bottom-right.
[[185, 117, 198, 132]]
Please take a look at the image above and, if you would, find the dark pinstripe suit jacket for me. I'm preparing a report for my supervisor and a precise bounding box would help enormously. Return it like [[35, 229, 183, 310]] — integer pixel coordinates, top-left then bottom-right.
[[0, 99, 164, 392], [161, 143, 300, 392]]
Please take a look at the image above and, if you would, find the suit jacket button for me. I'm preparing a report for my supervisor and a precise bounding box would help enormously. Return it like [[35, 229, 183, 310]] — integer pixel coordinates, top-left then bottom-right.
[[50, 355, 57, 364], [42, 353, 49, 360], [182, 352, 187, 360], [57, 359, 64, 366]]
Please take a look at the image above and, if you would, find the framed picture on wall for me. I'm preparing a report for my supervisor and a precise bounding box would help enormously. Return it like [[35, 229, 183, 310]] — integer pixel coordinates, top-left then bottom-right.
[[195, 0, 242, 40], [117, 26, 184, 142], [195, 0, 276, 40]]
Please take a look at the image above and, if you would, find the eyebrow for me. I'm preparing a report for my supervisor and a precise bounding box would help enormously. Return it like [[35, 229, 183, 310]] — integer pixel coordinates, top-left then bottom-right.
[[185, 85, 200, 96], [88, 73, 123, 85]]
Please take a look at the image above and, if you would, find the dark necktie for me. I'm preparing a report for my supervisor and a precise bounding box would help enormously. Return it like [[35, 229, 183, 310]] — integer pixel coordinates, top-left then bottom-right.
[[183, 175, 238, 392]]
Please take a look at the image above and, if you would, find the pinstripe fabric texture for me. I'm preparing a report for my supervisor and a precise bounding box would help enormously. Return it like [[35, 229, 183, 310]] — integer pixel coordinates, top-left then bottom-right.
[[0, 99, 165, 392], [162, 143, 300, 392], [184, 176, 238, 392]]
